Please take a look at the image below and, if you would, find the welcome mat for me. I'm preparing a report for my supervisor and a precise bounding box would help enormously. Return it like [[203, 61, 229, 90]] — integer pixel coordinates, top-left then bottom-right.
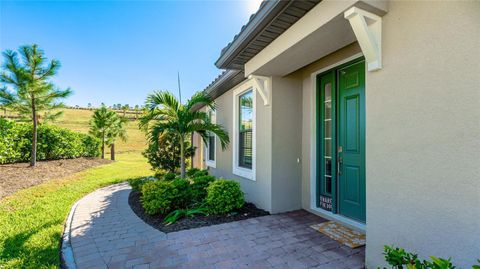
[[310, 221, 365, 248]]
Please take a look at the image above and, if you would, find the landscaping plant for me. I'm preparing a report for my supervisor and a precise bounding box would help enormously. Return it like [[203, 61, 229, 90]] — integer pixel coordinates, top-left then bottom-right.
[[0, 118, 99, 164], [140, 91, 229, 178], [89, 106, 127, 160], [380, 245, 480, 269], [0, 44, 72, 166], [192, 169, 209, 178], [163, 208, 208, 225], [186, 168, 201, 177], [142, 132, 195, 173], [205, 179, 244, 214], [163, 172, 177, 181], [140, 178, 192, 215], [191, 175, 216, 202]]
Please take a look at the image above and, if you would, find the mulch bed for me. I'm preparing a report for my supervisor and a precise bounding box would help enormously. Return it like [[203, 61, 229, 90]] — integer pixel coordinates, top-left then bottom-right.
[[0, 158, 112, 199], [128, 190, 270, 233]]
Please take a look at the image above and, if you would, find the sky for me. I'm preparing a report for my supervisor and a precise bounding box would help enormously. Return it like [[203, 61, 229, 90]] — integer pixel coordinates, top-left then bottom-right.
[[0, 0, 263, 107]]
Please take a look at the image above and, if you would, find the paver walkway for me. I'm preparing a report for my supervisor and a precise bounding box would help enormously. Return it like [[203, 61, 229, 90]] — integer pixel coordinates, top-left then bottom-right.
[[68, 183, 365, 269]]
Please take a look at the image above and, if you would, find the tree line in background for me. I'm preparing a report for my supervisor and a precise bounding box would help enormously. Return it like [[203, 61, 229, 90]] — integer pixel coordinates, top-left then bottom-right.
[[0, 44, 129, 165], [0, 44, 230, 171]]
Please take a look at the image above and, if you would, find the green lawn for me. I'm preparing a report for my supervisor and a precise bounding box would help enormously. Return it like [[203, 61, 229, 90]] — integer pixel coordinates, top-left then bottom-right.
[[0, 152, 152, 269]]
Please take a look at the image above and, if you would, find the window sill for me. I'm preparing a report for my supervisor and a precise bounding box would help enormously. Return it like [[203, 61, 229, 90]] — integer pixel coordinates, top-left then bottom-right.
[[233, 166, 255, 181], [206, 160, 216, 168]]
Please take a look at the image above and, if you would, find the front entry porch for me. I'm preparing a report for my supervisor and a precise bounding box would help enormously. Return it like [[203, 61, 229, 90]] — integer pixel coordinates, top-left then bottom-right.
[[66, 183, 365, 269]]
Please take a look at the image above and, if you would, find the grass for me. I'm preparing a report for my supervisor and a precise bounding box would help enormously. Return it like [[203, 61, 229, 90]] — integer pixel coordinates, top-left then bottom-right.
[[0, 108, 151, 268], [54, 109, 146, 154], [1, 108, 147, 154], [0, 152, 152, 268]]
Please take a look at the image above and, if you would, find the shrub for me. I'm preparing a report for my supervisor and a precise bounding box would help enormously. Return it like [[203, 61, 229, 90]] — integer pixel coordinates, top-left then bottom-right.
[[154, 170, 166, 180], [129, 178, 149, 192], [170, 179, 192, 209], [163, 172, 177, 181], [192, 169, 209, 178], [380, 245, 480, 269], [141, 180, 176, 215], [140, 178, 193, 215], [0, 119, 100, 164], [142, 132, 195, 172], [206, 179, 244, 214], [191, 175, 216, 203], [186, 168, 200, 178]]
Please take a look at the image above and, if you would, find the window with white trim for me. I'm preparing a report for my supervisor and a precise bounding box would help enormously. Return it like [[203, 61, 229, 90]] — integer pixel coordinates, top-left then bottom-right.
[[238, 91, 253, 169], [233, 86, 255, 180], [205, 108, 216, 168]]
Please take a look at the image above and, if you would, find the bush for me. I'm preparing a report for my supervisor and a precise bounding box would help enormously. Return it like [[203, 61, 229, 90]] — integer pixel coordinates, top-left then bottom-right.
[[186, 168, 200, 178], [380, 245, 480, 269], [129, 178, 149, 192], [154, 170, 166, 180], [163, 172, 177, 181], [141, 180, 176, 215], [206, 179, 244, 214], [142, 132, 195, 172], [0, 119, 100, 164], [170, 179, 192, 209], [140, 179, 192, 215], [191, 175, 216, 202], [192, 169, 209, 178]]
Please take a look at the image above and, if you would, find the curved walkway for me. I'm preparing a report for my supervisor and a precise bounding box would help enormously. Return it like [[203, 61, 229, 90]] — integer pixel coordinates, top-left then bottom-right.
[[66, 183, 365, 269]]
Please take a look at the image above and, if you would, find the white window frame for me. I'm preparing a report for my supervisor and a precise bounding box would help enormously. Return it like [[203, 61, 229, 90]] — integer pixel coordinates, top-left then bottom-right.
[[205, 107, 216, 168], [232, 80, 256, 181]]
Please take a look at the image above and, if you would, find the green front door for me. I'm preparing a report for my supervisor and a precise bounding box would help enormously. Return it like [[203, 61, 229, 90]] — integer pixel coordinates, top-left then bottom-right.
[[316, 58, 366, 223], [337, 60, 366, 222]]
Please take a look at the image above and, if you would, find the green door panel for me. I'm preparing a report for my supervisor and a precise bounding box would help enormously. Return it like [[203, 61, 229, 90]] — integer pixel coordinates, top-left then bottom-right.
[[338, 60, 366, 222]]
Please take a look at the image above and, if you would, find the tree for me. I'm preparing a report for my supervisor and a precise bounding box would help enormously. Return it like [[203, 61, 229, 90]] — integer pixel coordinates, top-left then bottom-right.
[[87, 103, 92, 109], [0, 44, 72, 166], [143, 132, 194, 173], [89, 106, 117, 159], [121, 104, 129, 117], [106, 115, 127, 160], [140, 91, 229, 178]]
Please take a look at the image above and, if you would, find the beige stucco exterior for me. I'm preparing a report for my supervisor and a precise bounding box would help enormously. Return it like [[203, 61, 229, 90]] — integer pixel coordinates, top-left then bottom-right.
[[364, 2, 480, 267], [195, 1, 480, 268]]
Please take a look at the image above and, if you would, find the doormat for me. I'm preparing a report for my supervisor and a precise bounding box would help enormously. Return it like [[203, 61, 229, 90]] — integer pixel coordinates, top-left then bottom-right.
[[310, 221, 365, 248]]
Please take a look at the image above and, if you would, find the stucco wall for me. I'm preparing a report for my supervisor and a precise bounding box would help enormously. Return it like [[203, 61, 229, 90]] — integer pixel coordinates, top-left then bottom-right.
[[365, 2, 480, 268], [270, 76, 303, 213], [201, 80, 274, 212]]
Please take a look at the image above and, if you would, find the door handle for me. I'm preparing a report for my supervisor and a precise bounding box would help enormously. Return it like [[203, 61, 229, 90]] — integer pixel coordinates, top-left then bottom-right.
[[337, 156, 343, 176]]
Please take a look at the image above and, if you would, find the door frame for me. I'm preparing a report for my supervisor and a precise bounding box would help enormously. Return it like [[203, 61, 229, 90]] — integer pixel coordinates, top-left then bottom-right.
[[309, 52, 366, 231]]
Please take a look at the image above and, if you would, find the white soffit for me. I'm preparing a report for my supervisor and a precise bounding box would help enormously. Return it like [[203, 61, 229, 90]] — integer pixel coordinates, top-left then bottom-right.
[[244, 0, 387, 77]]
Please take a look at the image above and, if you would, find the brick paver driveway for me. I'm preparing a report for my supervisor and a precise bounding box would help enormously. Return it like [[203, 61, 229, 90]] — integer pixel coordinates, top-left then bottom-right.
[[67, 183, 365, 269]]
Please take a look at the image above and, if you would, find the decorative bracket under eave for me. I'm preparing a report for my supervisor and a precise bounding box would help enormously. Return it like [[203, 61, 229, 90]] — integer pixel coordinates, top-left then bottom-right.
[[249, 75, 271, 106], [344, 7, 382, 71]]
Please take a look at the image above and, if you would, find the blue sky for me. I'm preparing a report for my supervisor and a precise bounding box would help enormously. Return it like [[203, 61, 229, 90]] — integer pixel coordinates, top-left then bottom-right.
[[0, 0, 262, 107]]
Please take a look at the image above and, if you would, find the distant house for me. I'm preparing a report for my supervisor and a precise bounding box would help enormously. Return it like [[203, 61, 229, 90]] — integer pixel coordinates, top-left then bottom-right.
[[192, 1, 480, 268]]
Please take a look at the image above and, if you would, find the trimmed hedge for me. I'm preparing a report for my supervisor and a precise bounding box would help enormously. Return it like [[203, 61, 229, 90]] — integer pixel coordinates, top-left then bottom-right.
[[140, 179, 192, 215], [206, 179, 244, 214], [0, 118, 100, 164]]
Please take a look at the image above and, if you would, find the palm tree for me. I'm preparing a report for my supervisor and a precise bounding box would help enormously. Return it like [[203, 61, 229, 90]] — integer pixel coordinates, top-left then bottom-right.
[[89, 106, 117, 159], [0, 45, 72, 166], [140, 91, 229, 178], [106, 115, 127, 160]]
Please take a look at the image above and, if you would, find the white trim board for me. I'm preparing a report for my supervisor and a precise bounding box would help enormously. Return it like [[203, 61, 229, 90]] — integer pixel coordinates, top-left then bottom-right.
[[232, 79, 257, 181], [205, 107, 217, 168]]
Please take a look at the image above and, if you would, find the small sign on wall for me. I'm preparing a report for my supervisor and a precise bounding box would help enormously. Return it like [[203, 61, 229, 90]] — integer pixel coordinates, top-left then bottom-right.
[[320, 195, 332, 211]]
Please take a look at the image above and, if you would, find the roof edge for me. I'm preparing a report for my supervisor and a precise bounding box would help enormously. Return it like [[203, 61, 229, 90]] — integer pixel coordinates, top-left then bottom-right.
[[214, 0, 290, 69]]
